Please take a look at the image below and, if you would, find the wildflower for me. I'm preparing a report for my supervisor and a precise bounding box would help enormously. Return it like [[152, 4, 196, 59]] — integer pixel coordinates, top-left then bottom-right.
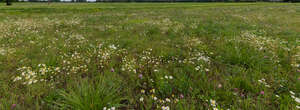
[[150, 79, 154, 82], [153, 96, 157, 100], [165, 98, 171, 102], [141, 89, 145, 94], [296, 105, 300, 109], [210, 99, 216, 107], [164, 75, 169, 79], [111, 107, 115, 110], [103, 107, 107, 110], [169, 76, 173, 79], [162, 106, 170, 110], [234, 88, 238, 91], [241, 93, 245, 97], [180, 94, 184, 99], [13, 76, 22, 82], [295, 97, 300, 104], [260, 91, 265, 95], [111, 68, 115, 72], [139, 97, 144, 102], [150, 89, 155, 93], [138, 74, 143, 79], [195, 66, 200, 71], [109, 44, 117, 50], [218, 84, 222, 88], [213, 108, 219, 110], [290, 91, 295, 95], [154, 69, 158, 72], [159, 99, 163, 103], [11, 104, 16, 109], [205, 68, 210, 72], [275, 95, 279, 98], [292, 95, 296, 99]]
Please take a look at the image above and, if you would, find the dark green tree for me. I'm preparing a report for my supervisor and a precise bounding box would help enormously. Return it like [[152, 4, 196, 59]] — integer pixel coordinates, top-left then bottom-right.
[[6, 0, 12, 6]]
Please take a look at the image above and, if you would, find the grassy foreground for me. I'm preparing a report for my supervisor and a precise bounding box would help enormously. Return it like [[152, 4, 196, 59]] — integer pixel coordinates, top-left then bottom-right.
[[0, 2, 300, 110]]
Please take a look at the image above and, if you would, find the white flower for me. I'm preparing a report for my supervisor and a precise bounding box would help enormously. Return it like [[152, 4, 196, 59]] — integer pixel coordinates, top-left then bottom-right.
[[164, 75, 169, 79], [205, 68, 209, 72], [13, 76, 22, 82], [290, 91, 295, 95], [103, 107, 107, 110], [292, 95, 296, 99], [296, 105, 300, 109], [165, 98, 171, 102], [169, 76, 173, 79], [213, 108, 219, 110], [109, 44, 117, 50], [295, 97, 300, 104], [195, 66, 200, 71], [111, 107, 115, 110], [139, 97, 144, 102], [258, 80, 262, 83], [153, 96, 157, 100], [150, 79, 154, 82], [275, 95, 279, 98]]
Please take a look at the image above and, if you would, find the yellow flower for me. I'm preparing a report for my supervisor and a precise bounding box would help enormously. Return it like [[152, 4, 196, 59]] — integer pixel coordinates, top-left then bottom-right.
[[150, 89, 155, 93], [151, 94, 155, 98], [210, 99, 216, 107]]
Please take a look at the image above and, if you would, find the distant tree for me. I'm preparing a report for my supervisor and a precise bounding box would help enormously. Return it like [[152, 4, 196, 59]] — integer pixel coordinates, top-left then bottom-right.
[[6, 0, 12, 6]]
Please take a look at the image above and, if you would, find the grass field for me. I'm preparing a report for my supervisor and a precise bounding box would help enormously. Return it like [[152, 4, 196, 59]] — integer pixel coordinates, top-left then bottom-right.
[[0, 2, 300, 110]]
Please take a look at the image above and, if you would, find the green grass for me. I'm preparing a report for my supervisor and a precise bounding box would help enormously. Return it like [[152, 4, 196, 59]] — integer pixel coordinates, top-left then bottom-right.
[[0, 2, 300, 110]]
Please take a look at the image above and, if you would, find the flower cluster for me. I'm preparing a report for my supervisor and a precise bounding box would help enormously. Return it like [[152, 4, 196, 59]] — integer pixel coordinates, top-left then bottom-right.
[[210, 99, 219, 110], [239, 31, 286, 64], [13, 64, 60, 85], [258, 78, 270, 88], [291, 46, 300, 68], [290, 91, 300, 108], [0, 47, 15, 56], [162, 75, 173, 80], [121, 56, 137, 74], [103, 106, 115, 110], [61, 51, 89, 75]]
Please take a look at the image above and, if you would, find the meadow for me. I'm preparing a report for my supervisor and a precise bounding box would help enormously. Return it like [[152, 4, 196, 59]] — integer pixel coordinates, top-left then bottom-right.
[[0, 2, 300, 110]]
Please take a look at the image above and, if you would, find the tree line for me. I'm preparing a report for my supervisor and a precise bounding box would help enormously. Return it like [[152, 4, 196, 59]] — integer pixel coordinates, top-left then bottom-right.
[[1, 0, 299, 6]]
